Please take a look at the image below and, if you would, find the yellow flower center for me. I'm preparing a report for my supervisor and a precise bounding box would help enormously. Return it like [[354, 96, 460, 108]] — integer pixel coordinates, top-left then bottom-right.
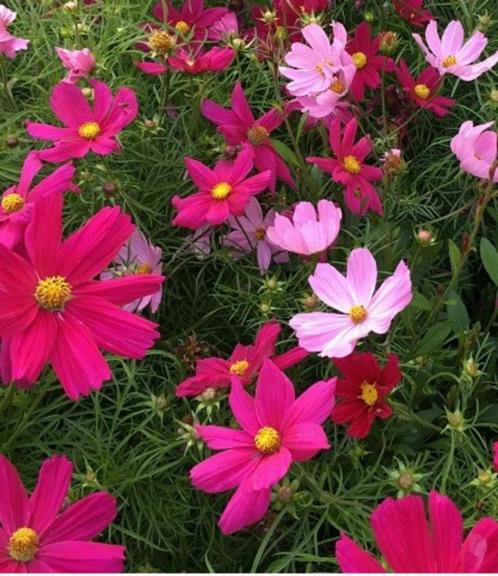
[[359, 381, 378, 406], [254, 228, 266, 240], [149, 30, 176, 54], [254, 426, 281, 454], [35, 275, 72, 311], [414, 83, 430, 100], [343, 155, 361, 175], [442, 55, 457, 68], [352, 51, 367, 69], [78, 121, 101, 140], [329, 79, 346, 93], [175, 20, 191, 35], [349, 304, 367, 324], [229, 359, 249, 375], [136, 263, 152, 274], [247, 125, 269, 145], [8, 527, 39, 562], [1, 193, 25, 214], [211, 182, 232, 200]]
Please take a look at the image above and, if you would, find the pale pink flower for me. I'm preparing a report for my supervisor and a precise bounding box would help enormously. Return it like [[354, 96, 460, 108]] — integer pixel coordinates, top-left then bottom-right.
[[450, 121, 498, 181], [290, 248, 412, 358], [187, 225, 212, 257], [55, 47, 96, 84], [0, 5, 29, 59], [209, 13, 239, 41], [413, 20, 498, 81], [266, 200, 342, 257]]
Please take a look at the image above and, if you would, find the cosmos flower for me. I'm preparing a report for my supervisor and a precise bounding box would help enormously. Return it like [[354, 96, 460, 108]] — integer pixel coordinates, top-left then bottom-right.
[[55, 47, 96, 84], [392, 0, 432, 28], [168, 47, 235, 74], [493, 442, 498, 471], [0, 4, 29, 59], [450, 121, 498, 182]]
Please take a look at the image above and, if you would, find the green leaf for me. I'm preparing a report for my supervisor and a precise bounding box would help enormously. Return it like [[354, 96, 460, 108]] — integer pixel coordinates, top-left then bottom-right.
[[413, 321, 453, 356], [270, 139, 300, 168], [480, 237, 498, 286], [446, 290, 469, 333], [410, 292, 433, 311], [448, 239, 461, 278]]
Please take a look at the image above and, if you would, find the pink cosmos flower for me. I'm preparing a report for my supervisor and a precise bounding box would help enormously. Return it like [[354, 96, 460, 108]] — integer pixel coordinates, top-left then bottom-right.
[[450, 121, 498, 182], [224, 198, 289, 273], [266, 199, 342, 257], [392, 0, 432, 27], [493, 442, 498, 471], [201, 82, 295, 192], [0, 152, 75, 249], [0, 193, 163, 400], [0, 454, 125, 572], [191, 359, 336, 534], [55, 47, 96, 84], [413, 20, 498, 81], [307, 118, 383, 216], [171, 149, 271, 229], [26, 80, 138, 163], [290, 248, 412, 358], [209, 13, 239, 42], [168, 47, 235, 74], [0, 5, 29, 59], [336, 491, 498, 572], [101, 229, 163, 313]]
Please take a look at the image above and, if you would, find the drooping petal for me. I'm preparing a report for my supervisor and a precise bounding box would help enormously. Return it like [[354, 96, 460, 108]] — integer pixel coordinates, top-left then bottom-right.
[[218, 485, 271, 535]]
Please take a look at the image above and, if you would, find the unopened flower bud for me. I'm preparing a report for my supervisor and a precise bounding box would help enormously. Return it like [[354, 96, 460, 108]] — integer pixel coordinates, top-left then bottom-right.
[[102, 181, 117, 195], [464, 358, 480, 378], [63, 0, 78, 11], [447, 410, 465, 431], [5, 135, 18, 148], [417, 229, 433, 246], [144, 118, 158, 130], [379, 31, 399, 55]]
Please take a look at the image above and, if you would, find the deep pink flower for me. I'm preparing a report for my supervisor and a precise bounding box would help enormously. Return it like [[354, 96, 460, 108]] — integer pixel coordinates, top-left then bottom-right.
[[0, 193, 163, 400], [450, 121, 498, 182], [191, 359, 336, 534], [307, 118, 383, 216], [290, 248, 412, 358], [172, 149, 271, 229], [0, 153, 75, 249], [0, 454, 125, 572], [286, 0, 329, 15], [201, 82, 295, 192], [336, 491, 498, 572], [26, 80, 138, 163], [395, 59, 456, 117], [0, 5, 29, 59], [168, 47, 235, 74], [493, 442, 498, 471], [392, 0, 432, 27], [55, 47, 96, 84], [176, 322, 308, 397]]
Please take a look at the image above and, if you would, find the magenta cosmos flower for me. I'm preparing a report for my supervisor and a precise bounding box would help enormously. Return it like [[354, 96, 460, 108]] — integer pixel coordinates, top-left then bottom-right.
[[191, 359, 336, 534], [55, 47, 96, 84], [26, 80, 138, 163], [413, 20, 498, 81], [392, 0, 432, 27], [290, 248, 412, 358], [168, 47, 235, 74], [451, 121, 498, 182], [308, 118, 383, 216], [0, 152, 75, 249], [267, 199, 342, 257], [0, 454, 125, 572], [336, 491, 498, 572], [172, 148, 271, 229], [493, 442, 498, 471], [0, 193, 163, 399], [0, 5, 29, 59], [201, 82, 295, 192]]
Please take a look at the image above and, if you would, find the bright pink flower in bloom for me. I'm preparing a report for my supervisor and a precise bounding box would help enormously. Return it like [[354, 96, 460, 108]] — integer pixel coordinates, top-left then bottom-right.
[[307, 118, 383, 216], [0, 153, 75, 249], [413, 20, 498, 81], [395, 60, 456, 117], [201, 82, 295, 192], [0, 5, 29, 59], [290, 248, 412, 358], [0, 193, 163, 400], [346, 22, 395, 101], [209, 13, 239, 42], [266, 200, 342, 257], [26, 80, 138, 163], [331, 352, 401, 438], [191, 359, 336, 534], [336, 491, 498, 572], [0, 454, 125, 572], [168, 47, 235, 74], [450, 121, 498, 182], [172, 149, 271, 229], [392, 0, 432, 27], [176, 322, 308, 397], [493, 442, 498, 471], [224, 198, 289, 273], [55, 47, 96, 84]]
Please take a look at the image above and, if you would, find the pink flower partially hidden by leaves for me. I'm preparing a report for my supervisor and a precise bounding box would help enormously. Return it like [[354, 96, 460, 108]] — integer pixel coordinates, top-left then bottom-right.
[[209, 13, 239, 42], [413, 20, 498, 81], [26, 80, 138, 163], [55, 47, 96, 84], [168, 47, 235, 74], [0, 454, 125, 572], [450, 121, 498, 182], [266, 200, 342, 257], [0, 4, 29, 59], [392, 0, 432, 27], [336, 491, 498, 572], [290, 248, 412, 358], [493, 442, 498, 471], [191, 359, 336, 534]]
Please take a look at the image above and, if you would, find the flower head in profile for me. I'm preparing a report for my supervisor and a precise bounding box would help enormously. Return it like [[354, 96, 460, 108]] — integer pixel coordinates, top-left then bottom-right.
[[413, 20, 498, 81], [0, 5, 29, 59], [308, 118, 383, 215], [191, 359, 335, 534], [0, 194, 163, 399], [290, 248, 412, 358], [168, 47, 235, 74], [266, 199, 342, 257], [0, 454, 125, 572], [392, 0, 432, 27], [26, 80, 138, 163], [55, 47, 96, 84], [336, 491, 498, 572], [332, 352, 401, 438], [450, 121, 498, 182], [172, 148, 271, 229]]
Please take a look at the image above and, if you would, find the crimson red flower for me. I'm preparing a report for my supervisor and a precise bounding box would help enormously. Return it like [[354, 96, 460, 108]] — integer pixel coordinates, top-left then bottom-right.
[[396, 59, 456, 117], [346, 22, 395, 101], [168, 47, 235, 74], [331, 352, 401, 438], [392, 0, 432, 27]]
